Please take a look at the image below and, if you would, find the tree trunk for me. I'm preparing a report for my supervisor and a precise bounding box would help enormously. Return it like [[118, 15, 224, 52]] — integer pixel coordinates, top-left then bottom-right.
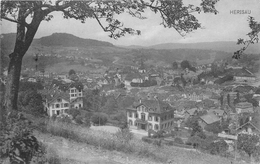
[[2, 9, 44, 120], [4, 52, 23, 112]]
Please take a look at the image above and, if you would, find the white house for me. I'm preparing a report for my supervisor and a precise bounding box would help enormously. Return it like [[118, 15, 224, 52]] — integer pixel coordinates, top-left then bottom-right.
[[126, 98, 175, 133], [43, 92, 70, 117]]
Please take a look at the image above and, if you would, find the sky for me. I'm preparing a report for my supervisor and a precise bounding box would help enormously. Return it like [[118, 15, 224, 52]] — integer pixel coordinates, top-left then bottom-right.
[[1, 0, 260, 46]]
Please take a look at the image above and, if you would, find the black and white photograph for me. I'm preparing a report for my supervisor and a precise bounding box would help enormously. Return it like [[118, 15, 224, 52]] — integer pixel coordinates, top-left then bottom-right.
[[0, 0, 260, 164]]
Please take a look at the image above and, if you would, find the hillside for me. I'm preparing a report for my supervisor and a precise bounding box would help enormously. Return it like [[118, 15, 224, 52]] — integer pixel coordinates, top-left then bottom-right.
[[122, 41, 260, 54], [35, 33, 114, 47], [0, 33, 244, 70]]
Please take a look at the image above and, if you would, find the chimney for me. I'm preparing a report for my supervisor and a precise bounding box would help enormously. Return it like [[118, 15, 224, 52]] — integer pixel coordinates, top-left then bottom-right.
[[249, 116, 252, 121], [139, 98, 142, 103]]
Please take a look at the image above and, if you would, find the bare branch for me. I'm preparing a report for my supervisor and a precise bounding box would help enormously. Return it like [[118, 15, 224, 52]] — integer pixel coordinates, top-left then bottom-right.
[[1, 16, 30, 27]]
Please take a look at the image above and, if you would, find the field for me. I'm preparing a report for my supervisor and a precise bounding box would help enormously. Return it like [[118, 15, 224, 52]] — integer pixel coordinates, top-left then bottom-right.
[[36, 119, 245, 164]]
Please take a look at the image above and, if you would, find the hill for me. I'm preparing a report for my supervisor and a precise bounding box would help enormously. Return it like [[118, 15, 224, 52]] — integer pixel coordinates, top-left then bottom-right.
[[1, 33, 252, 71], [35, 33, 114, 47], [148, 41, 260, 54]]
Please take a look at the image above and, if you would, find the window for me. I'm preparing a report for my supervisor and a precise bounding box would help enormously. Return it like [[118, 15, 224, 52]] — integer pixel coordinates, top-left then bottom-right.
[[79, 104, 82, 108], [64, 103, 69, 107], [155, 116, 159, 122], [129, 120, 133, 126], [134, 121, 137, 126], [149, 124, 153, 130], [129, 112, 132, 118], [135, 113, 138, 118], [78, 93, 82, 97], [71, 89, 75, 93], [71, 94, 75, 97], [55, 104, 60, 108], [57, 98, 61, 102], [141, 113, 145, 121], [148, 116, 152, 121], [155, 124, 159, 130]]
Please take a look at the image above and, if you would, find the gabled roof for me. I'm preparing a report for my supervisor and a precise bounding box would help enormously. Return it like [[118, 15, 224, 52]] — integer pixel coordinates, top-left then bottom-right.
[[132, 98, 174, 114], [185, 108, 197, 115], [236, 120, 260, 134], [200, 113, 220, 125], [231, 68, 255, 77], [48, 92, 70, 104]]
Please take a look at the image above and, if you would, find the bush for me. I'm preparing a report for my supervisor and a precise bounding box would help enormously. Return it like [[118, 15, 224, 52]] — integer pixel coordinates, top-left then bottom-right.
[[75, 115, 83, 124], [56, 115, 72, 123], [91, 112, 108, 125], [66, 109, 81, 119], [174, 137, 184, 144], [0, 112, 46, 164]]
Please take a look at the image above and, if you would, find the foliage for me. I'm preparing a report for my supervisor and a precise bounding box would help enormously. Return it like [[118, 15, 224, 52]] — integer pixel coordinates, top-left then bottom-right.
[[83, 89, 101, 111], [19, 81, 44, 92], [172, 61, 178, 70], [234, 16, 260, 59], [110, 111, 127, 125], [208, 139, 228, 156], [68, 69, 76, 76], [244, 94, 259, 107], [174, 137, 184, 144], [0, 112, 45, 163], [186, 135, 204, 149], [91, 112, 108, 125], [19, 89, 45, 116], [56, 114, 72, 124], [75, 115, 84, 124], [66, 108, 81, 119], [180, 60, 196, 72], [237, 133, 260, 157], [115, 128, 134, 144], [101, 96, 118, 114], [190, 119, 206, 139], [204, 121, 222, 134]]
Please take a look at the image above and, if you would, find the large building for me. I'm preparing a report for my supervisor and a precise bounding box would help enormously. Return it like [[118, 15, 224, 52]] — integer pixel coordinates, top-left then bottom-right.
[[126, 98, 175, 132], [40, 81, 84, 117]]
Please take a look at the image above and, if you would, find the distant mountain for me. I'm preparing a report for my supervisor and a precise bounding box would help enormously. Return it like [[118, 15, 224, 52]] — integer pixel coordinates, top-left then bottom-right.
[[0, 33, 114, 49], [36, 33, 114, 47], [148, 41, 260, 54]]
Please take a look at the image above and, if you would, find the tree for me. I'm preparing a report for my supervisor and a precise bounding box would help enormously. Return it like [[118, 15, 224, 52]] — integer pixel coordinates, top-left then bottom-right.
[[1, 0, 219, 115], [180, 60, 191, 70], [91, 112, 108, 125], [172, 61, 178, 70], [204, 121, 222, 134], [68, 69, 76, 76], [233, 16, 260, 59], [237, 133, 260, 158], [208, 139, 228, 156]]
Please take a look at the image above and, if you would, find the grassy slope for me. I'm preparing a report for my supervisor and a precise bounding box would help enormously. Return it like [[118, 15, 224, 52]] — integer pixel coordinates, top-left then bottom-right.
[[35, 119, 242, 164]]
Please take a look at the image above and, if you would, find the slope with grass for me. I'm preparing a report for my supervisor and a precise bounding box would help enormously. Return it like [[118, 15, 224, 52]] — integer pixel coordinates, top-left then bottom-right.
[[35, 119, 244, 164]]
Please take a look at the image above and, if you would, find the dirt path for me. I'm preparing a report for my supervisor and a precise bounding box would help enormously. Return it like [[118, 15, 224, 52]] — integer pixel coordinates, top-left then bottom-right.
[[34, 131, 163, 164]]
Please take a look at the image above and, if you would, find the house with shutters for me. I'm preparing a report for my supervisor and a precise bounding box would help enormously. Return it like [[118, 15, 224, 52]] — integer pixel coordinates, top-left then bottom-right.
[[40, 89, 70, 117], [126, 98, 175, 133], [40, 81, 84, 117]]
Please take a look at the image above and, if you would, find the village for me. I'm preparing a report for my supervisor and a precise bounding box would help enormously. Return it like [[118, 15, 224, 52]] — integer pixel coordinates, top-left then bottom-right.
[[1, 50, 260, 162]]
